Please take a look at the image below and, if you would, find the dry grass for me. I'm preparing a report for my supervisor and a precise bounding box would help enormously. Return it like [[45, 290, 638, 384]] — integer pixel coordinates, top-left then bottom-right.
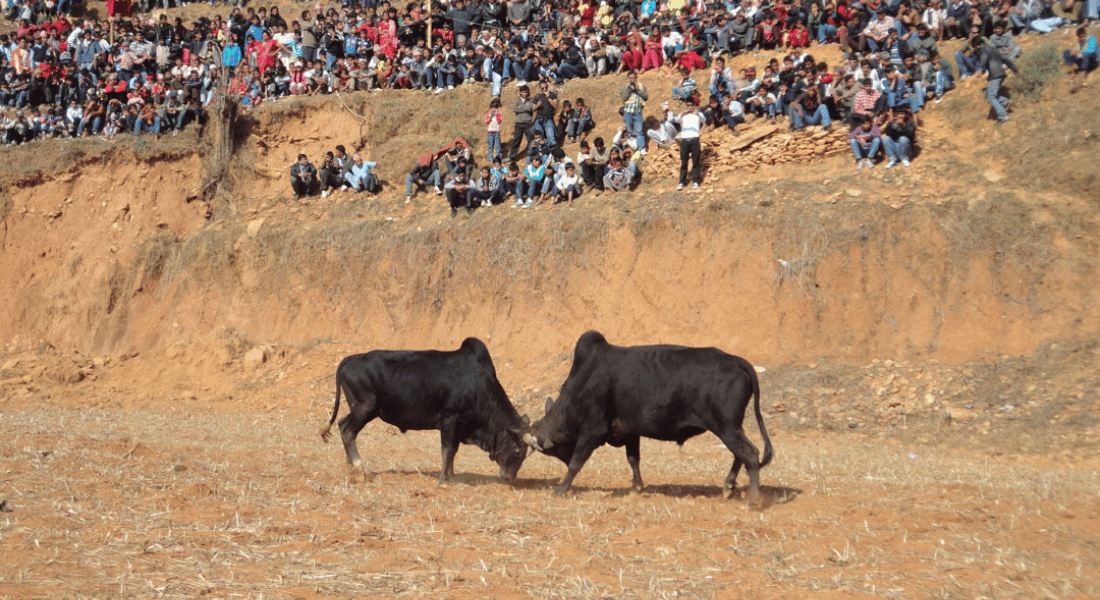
[[0, 399, 1096, 599]]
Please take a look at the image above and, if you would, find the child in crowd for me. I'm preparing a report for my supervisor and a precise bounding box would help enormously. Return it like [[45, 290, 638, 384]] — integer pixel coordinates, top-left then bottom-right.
[[566, 97, 595, 143], [517, 155, 547, 207], [848, 115, 882, 169], [554, 163, 582, 204], [671, 66, 697, 101], [485, 98, 503, 164]]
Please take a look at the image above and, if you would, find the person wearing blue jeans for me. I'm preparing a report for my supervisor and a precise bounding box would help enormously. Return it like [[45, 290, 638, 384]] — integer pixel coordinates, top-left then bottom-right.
[[516, 156, 547, 207], [620, 70, 648, 153], [788, 86, 831, 130], [882, 110, 915, 168], [531, 80, 558, 146], [405, 154, 443, 202], [848, 117, 882, 169], [1064, 27, 1098, 89], [954, 44, 984, 81], [973, 36, 1017, 124], [884, 67, 921, 114]]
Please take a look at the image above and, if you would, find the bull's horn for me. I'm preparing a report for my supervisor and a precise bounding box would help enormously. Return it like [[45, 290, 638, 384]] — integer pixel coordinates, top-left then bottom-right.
[[523, 432, 543, 452]]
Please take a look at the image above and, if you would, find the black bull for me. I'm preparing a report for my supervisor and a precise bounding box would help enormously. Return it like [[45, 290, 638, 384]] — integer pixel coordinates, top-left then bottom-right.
[[524, 331, 774, 505], [320, 338, 529, 483]]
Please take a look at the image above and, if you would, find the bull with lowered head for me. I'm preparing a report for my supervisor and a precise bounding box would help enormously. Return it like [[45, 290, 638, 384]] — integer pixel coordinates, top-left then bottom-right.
[[523, 331, 774, 507], [321, 337, 530, 483]]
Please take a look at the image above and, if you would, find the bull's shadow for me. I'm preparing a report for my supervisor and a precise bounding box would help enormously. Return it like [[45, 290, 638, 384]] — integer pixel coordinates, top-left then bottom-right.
[[359, 469, 556, 490], [561, 483, 802, 508], [354, 470, 801, 508]]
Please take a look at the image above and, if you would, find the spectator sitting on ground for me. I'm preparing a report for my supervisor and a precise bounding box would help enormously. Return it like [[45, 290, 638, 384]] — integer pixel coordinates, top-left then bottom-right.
[[882, 109, 916, 168], [553, 162, 582, 205], [1064, 26, 1098, 89], [445, 168, 472, 217], [602, 156, 632, 193], [405, 152, 443, 203], [290, 153, 318, 200], [848, 115, 882, 170], [471, 166, 499, 207], [344, 153, 380, 194], [319, 145, 351, 195]]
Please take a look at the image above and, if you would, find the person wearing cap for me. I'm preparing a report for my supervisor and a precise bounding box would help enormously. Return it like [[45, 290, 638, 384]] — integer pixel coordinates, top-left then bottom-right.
[[671, 96, 703, 190]]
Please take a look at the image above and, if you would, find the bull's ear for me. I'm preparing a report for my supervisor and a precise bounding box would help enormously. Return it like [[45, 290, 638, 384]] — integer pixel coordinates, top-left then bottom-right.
[[544, 396, 554, 416], [521, 414, 531, 426]]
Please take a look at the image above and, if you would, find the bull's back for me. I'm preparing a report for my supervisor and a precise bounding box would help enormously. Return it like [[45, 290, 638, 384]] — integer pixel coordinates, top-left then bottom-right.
[[338, 350, 477, 431], [600, 345, 756, 438]]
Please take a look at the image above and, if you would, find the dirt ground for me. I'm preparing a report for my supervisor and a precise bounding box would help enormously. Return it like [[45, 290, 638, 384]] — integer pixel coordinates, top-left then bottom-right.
[[0, 337, 1097, 600], [2, 20, 1100, 599]]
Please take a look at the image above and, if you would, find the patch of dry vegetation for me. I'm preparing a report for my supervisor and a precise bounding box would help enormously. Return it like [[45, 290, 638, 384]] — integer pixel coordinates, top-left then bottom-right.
[[0, 400, 1096, 599]]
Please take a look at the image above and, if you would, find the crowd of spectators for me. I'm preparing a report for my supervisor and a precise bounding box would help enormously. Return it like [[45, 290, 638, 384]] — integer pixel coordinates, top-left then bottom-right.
[[2, 0, 1096, 196]]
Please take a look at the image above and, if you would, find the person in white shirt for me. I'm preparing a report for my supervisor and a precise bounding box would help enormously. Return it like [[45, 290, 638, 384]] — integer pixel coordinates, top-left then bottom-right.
[[673, 97, 704, 190], [554, 163, 582, 204], [647, 100, 680, 148]]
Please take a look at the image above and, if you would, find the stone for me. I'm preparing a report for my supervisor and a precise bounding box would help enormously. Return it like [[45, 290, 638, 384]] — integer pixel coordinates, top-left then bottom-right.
[[944, 406, 973, 422], [983, 171, 1005, 183], [845, 189, 862, 198], [244, 347, 267, 366], [247, 218, 265, 237]]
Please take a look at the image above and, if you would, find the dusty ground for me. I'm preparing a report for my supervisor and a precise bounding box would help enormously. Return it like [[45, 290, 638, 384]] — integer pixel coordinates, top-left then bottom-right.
[[2, 21, 1099, 600], [0, 338, 1098, 600]]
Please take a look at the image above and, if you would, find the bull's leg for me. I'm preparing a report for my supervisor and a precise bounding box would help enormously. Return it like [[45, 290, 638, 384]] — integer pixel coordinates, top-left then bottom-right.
[[438, 424, 459, 484], [624, 435, 644, 491], [554, 437, 601, 496], [338, 408, 375, 469], [723, 457, 743, 499], [715, 429, 763, 508]]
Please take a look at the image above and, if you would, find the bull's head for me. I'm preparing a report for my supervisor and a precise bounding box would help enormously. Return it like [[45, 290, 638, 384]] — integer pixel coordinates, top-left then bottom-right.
[[497, 415, 532, 483]]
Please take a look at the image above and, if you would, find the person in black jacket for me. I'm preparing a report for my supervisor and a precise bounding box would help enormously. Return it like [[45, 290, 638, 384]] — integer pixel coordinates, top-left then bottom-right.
[[972, 36, 1017, 124], [405, 152, 444, 203], [882, 109, 916, 167]]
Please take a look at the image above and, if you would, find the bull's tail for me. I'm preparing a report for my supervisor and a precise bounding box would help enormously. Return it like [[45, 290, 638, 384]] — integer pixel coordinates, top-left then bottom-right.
[[751, 366, 773, 468], [320, 371, 343, 443]]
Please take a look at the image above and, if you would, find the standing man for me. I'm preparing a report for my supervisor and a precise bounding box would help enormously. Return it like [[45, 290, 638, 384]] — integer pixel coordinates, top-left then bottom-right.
[[532, 79, 558, 147], [290, 153, 317, 200], [972, 36, 1017, 125], [673, 97, 703, 191], [620, 70, 648, 154], [507, 84, 536, 162]]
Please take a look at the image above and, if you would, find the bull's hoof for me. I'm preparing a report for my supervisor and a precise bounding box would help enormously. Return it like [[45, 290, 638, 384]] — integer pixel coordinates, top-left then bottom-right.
[[552, 487, 569, 497], [745, 492, 763, 511], [723, 485, 737, 500]]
